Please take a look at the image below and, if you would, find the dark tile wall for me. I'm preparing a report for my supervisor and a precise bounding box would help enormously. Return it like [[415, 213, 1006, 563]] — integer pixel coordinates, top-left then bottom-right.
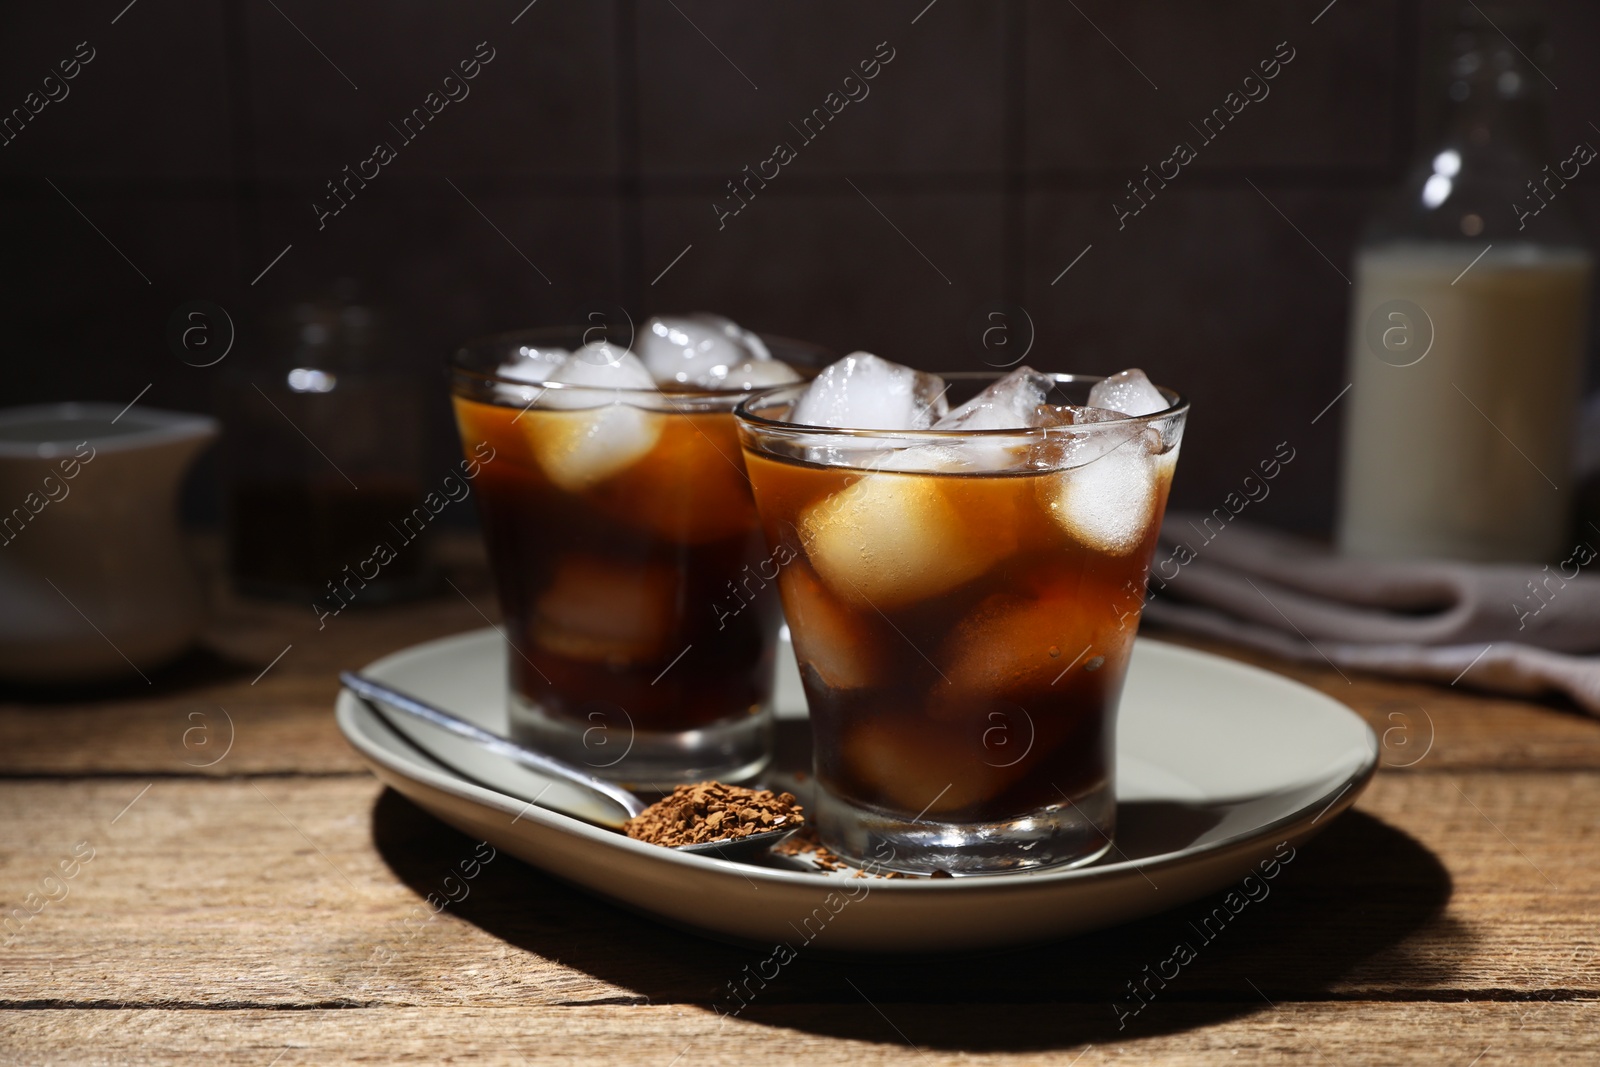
[[2, 0, 1597, 533]]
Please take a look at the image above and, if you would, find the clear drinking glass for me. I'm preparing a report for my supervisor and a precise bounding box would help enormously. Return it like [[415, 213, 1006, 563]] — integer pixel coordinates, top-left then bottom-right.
[[451, 325, 825, 787], [222, 294, 436, 602], [736, 373, 1186, 874]]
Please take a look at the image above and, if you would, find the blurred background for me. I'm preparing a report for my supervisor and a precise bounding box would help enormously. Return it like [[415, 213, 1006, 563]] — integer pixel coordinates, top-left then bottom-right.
[[3, 0, 1598, 536]]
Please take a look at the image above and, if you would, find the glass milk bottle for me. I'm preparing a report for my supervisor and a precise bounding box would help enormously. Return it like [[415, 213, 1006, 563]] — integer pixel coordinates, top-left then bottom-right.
[[1337, 7, 1593, 563]]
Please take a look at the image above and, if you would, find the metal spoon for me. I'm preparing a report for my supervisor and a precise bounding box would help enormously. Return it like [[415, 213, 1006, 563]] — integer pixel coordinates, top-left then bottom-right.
[[339, 672, 801, 861]]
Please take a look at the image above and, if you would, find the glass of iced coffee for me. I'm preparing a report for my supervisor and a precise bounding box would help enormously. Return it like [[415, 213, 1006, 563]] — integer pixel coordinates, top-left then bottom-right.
[[450, 315, 818, 786], [735, 355, 1186, 874]]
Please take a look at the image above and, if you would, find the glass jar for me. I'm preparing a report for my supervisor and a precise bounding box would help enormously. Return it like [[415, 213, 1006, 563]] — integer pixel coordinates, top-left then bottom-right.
[[221, 288, 436, 604]]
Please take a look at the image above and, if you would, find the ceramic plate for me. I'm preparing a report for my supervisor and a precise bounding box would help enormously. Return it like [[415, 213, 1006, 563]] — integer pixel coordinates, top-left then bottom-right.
[[336, 629, 1377, 953]]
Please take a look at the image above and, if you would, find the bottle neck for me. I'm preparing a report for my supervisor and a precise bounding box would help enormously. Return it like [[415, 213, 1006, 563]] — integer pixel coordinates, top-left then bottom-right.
[[1365, 23, 1581, 248], [1432, 87, 1551, 171]]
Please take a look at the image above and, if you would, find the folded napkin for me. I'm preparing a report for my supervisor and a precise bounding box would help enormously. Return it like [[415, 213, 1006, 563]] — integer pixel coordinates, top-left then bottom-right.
[[1140, 513, 1600, 713]]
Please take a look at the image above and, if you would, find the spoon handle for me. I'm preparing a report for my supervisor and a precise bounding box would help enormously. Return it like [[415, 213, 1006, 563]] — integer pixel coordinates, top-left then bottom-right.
[[339, 672, 648, 819]]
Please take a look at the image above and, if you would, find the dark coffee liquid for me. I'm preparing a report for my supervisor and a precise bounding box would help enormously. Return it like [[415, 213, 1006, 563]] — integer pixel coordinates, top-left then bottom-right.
[[744, 451, 1171, 823], [455, 397, 781, 734]]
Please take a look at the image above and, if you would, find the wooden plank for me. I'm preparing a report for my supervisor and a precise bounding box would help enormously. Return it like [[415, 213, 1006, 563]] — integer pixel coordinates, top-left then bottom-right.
[[4, 598, 1599, 778], [1, 773, 1596, 1009], [1, 1002, 1597, 1066]]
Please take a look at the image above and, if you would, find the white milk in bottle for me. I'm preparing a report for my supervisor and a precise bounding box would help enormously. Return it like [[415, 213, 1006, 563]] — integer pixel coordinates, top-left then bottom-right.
[[1339, 243, 1591, 561], [1336, 7, 1593, 563]]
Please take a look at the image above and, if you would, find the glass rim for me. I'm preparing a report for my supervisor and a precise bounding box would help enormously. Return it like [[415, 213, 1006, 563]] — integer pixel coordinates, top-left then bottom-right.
[[734, 371, 1188, 439], [450, 325, 829, 400]]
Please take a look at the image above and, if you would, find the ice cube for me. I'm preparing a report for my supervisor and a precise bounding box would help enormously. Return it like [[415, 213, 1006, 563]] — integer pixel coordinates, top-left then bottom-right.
[[1038, 433, 1158, 555], [683, 312, 776, 364], [841, 717, 1027, 815], [782, 565, 880, 690], [798, 471, 1002, 610], [936, 367, 1056, 430], [498, 346, 568, 382], [538, 342, 655, 409], [731, 326, 772, 363], [708, 358, 801, 392], [789, 352, 949, 430], [639, 314, 754, 387], [1153, 441, 1180, 484], [862, 443, 967, 473], [1031, 406, 1148, 472], [494, 346, 569, 405], [683, 311, 736, 333], [545, 341, 648, 391], [1032, 404, 1080, 427], [934, 593, 1105, 714], [1087, 368, 1168, 417], [920, 367, 1059, 471], [524, 344, 664, 490], [530, 556, 677, 665]]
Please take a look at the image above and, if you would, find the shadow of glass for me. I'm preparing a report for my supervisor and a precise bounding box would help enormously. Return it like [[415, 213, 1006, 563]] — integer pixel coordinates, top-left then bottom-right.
[[1112, 800, 1228, 858], [370, 787, 1460, 1051]]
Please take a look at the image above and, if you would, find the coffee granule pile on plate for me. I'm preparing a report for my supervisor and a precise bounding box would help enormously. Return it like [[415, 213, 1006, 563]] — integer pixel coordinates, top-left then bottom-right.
[[625, 782, 804, 846], [775, 825, 847, 871], [773, 826, 914, 878]]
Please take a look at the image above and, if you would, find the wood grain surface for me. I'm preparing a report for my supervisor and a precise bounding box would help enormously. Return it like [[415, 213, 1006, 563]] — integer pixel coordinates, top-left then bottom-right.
[[2, 538, 1597, 1064]]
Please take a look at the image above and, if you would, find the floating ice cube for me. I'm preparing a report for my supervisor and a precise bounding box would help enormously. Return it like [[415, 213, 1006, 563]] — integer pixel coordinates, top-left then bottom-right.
[[731, 326, 772, 362], [862, 443, 967, 473], [789, 352, 949, 430], [494, 346, 569, 405], [1087, 368, 1168, 417], [918, 367, 1059, 471], [530, 556, 676, 664], [798, 470, 1001, 609], [682, 311, 736, 334], [639, 314, 755, 386], [1032, 404, 1080, 427], [936, 367, 1055, 430], [782, 565, 880, 690], [539, 343, 653, 407], [524, 344, 664, 490], [498, 346, 569, 382], [708, 358, 801, 392], [935, 593, 1103, 711], [1031, 406, 1149, 472], [1038, 433, 1158, 555], [683, 312, 775, 364], [841, 717, 1027, 815], [1153, 441, 1180, 483]]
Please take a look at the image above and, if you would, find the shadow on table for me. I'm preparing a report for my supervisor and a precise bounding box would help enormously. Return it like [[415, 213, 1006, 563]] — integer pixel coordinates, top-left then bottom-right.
[[0, 643, 260, 705], [370, 789, 1461, 1052]]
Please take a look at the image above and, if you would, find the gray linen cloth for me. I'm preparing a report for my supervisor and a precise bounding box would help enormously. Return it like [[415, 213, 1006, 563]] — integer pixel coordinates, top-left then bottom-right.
[[1139, 512, 1600, 713]]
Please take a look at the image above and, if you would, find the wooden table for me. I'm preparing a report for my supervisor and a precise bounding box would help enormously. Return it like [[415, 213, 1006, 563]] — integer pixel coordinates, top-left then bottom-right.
[[3, 539, 1598, 1064]]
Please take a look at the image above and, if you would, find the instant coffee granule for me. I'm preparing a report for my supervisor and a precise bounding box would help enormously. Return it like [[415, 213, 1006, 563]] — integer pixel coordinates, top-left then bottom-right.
[[774, 826, 914, 878], [627, 784, 915, 877], [625, 782, 804, 846], [775, 826, 847, 872]]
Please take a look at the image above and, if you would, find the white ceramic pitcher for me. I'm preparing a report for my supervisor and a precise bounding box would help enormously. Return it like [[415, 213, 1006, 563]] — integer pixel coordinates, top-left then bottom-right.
[[0, 403, 217, 684]]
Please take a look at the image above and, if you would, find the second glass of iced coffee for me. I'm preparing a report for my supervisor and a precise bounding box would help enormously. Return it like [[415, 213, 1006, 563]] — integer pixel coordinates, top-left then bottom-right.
[[736, 356, 1186, 874], [451, 315, 817, 787]]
